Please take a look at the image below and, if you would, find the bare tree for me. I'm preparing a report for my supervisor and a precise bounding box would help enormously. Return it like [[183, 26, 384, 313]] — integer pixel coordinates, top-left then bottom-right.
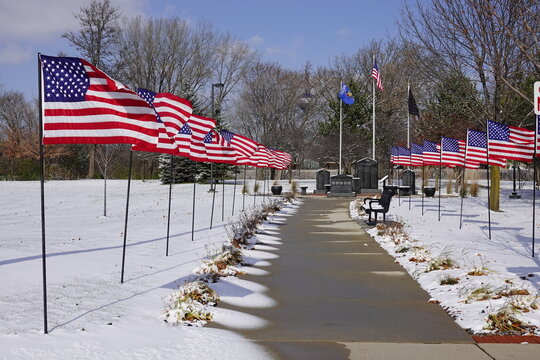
[[95, 144, 124, 216], [62, 0, 121, 179]]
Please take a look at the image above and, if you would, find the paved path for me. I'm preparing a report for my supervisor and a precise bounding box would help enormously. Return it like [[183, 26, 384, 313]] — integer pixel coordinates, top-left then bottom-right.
[[214, 197, 538, 359]]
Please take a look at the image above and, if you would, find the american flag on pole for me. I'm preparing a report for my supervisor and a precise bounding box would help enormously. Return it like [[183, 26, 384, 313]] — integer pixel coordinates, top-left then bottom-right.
[[410, 143, 423, 166], [396, 146, 410, 166], [40, 55, 158, 146], [139, 90, 192, 138], [487, 120, 535, 162], [536, 115, 540, 156], [423, 140, 440, 165], [441, 137, 465, 167], [390, 146, 397, 164], [249, 145, 270, 167], [372, 60, 383, 90], [174, 114, 216, 161], [220, 130, 258, 163], [268, 149, 289, 169], [202, 130, 237, 164], [465, 129, 506, 168]]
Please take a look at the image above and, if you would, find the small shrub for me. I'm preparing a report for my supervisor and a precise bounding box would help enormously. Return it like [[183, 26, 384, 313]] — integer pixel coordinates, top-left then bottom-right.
[[425, 255, 456, 272], [375, 221, 409, 245], [459, 183, 468, 198], [484, 306, 537, 334], [195, 245, 245, 282], [242, 183, 250, 195], [469, 181, 479, 197], [162, 281, 219, 325], [494, 287, 530, 298], [465, 286, 493, 303], [253, 181, 260, 194], [439, 275, 460, 285], [467, 266, 491, 276], [446, 179, 453, 194], [395, 245, 410, 253], [290, 180, 299, 195]]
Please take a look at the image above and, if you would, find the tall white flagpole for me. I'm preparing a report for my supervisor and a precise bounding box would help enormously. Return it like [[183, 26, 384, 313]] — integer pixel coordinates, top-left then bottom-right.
[[407, 80, 410, 148], [372, 55, 376, 160], [339, 80, 343, 174]]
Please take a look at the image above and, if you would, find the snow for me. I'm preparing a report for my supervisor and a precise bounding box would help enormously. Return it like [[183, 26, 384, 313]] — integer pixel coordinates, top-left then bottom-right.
[[0, 179, 302, 359], [350, 182, 540, 335]]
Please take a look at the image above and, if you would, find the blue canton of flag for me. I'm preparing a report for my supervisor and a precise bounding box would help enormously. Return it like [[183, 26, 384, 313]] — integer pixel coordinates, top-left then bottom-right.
[[338, 83, 355, 105], [488, 121, 509, 141], [411, 143, 423, 154], [136, 88, 162, 122], [179, 123, 192, 135], [423, 141, 437, 152], [42, 57, 90, 102], [442, 137, 460, 152], [220, 130, 234, 144], [468, 129, 487, 148], [203, 131, 213, 143]]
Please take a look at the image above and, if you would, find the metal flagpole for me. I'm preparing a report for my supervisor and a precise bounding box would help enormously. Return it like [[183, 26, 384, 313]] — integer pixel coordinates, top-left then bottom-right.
[[263, 168, 267, 204], [421, 165, 425, 215], [165, 154, 173, 256], [372, 55, 376, 161], [407, 80, 410, 148], [191, 164, 197, 242], [232, 167, 237, 216], [221, 172, 225, 221], [485, 122, 492, 239], [38, 53, 48, 334], [460, 131, 468, 229], [121, 149, 133, 284], [242, 165, 247, 212], [210, 163, 216, 229], [438, 139, 442, 222], [339, 81, 343, 174], [253, 167, 257, 207], [533, 157, 536, 257]]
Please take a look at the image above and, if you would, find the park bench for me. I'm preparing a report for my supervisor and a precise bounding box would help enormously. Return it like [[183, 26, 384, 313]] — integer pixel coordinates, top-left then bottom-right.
[[362, 188, 396, 224]]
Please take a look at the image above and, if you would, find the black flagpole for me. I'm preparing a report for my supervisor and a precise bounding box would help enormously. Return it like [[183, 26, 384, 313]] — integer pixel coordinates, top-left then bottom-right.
[[438, 144, 442, 222], [460, 167, 466, 229], [408, 166, 412, 210], [242, 165, 247, 212], [221, 171, 225, 221], [421, 165, 425, 216], [533, 142, 537, 257], [485, 126, 492, 240], [191, 164, 197, 242], [38, 53, 48, 334], [232, 167, 238, 216], [210, 163, 216, 229], [254, 167, 257, 207], [263, 168, 267, 204], [121, 149, 133, 283], [165, 154, 173, 256], [398, 167, 402, 206]]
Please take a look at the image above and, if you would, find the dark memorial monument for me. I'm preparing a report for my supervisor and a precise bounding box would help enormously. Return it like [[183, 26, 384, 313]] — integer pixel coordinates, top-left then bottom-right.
[[400, 169, 416, 195], [354, 157, 379, 194], [328, 174, 355, 197], [315, 169, 331, 194]]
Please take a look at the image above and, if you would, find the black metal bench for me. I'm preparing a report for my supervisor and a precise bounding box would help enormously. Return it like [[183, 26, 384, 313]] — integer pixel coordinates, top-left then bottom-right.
[[362, 188, 396, 224]]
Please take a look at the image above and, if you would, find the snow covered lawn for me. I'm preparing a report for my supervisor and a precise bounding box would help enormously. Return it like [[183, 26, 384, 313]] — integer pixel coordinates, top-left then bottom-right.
[[0, 179, 301, 359], [351, 184, 540, 336]]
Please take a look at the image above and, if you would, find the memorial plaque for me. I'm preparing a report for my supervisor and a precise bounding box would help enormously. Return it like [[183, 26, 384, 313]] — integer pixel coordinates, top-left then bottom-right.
[[401, 169, 416, 195], [316, 169, 331, 190], [355, 157, 378, 189], [328, 174, 355, 197]]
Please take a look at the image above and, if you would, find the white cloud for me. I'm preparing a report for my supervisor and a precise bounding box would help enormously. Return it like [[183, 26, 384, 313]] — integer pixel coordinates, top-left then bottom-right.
[[247, 35, 264, 46], [0, 0, 147, 42], [0, 44, 31, 64], [335, 28, 351, 37]]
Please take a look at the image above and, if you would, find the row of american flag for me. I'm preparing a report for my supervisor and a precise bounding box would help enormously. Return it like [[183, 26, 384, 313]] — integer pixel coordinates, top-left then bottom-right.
[[39, 54, 292, 169], [391, 120, 540, 168]]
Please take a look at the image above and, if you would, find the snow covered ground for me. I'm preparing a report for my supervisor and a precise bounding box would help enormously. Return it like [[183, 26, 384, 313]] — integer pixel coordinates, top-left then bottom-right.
[[0, 179, 304, 359], [351, 181, 540, 336]]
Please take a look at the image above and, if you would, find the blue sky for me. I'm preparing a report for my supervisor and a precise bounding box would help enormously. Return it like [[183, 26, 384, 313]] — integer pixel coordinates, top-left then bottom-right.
[[0, 0, 409, 99]]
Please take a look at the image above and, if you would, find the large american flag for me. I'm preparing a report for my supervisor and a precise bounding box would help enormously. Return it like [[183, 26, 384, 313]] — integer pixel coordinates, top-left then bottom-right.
[[220, 130, 258, 163], [423, 140, 440, 165], [41, 55, 158, 146], [268, 149, 291, 169], [465, 129, 506, 168], [390, 146, 397, 164], [410, 143, 423, 166], [536, 115, 540, 156], [248, 145, 270, 167], [441, 137, 465, 167], [140, 90, 192, 139], [371, 60, 383, 91], [487, 120, 534, 162], [395, 146, 410, 166]]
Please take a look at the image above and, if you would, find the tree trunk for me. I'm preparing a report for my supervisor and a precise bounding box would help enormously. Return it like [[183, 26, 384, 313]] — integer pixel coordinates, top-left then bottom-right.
[[87, 144, 96, 179], [489, 165, 500, 211]]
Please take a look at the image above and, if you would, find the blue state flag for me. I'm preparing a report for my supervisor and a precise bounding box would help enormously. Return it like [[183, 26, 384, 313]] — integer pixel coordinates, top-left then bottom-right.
[[338, 83, 355, 105]]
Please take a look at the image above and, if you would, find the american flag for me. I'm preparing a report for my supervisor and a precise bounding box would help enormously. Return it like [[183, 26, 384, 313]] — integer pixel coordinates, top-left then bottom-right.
[[41, 55, 158, 146], [371, 60, 383, 90], [396, 146, 410, 166], [132, 88, 178, 154], [536, 115, 540, 156], [138, 90, 192, 139], [174, 114, 216, 161], [410, 143, 423, 166], [268, 149, 291, 169], [248, 145, 270, 167], [487, 120, 534, 162], [202, 130, 237, 164], [390, 146, 396, 164], [220, 130, 258, 163], [465, 129, 506, 168], [423, 140, 440, 165], [441, 137, 465, 167]]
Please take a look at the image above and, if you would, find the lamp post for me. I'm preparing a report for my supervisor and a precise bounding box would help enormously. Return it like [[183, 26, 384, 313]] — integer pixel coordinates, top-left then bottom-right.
[[209, 82, 224, 192]]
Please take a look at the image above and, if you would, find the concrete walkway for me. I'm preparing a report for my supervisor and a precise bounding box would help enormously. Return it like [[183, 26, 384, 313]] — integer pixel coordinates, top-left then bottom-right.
[[215, 197, 539, 359]]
